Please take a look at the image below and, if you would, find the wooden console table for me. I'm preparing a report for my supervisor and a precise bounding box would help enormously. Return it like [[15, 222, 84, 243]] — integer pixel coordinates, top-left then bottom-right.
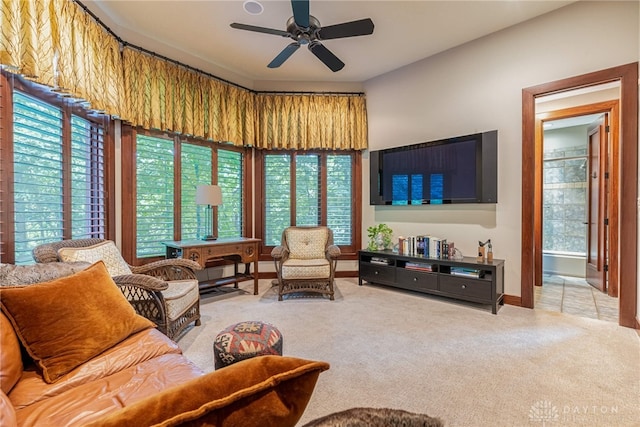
[[163, 238, 260, 295]]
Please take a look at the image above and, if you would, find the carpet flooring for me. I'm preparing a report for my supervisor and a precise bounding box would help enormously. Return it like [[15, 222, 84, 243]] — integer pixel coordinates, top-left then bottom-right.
[[178, 278, 640, 427]]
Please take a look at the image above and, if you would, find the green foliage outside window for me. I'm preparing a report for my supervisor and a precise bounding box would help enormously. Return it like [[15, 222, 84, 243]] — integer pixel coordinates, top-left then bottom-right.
[[263, 152, 353, 247]]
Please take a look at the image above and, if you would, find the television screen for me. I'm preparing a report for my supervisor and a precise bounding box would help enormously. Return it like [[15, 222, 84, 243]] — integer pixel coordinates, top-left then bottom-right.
[[370, 130, 497, 205]]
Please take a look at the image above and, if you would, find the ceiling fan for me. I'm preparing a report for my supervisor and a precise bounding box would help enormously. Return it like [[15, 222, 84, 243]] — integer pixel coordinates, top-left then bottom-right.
[[230, 0, 374, 72]]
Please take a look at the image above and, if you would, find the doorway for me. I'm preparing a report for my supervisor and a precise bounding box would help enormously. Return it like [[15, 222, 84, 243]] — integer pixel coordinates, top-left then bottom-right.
[[534, 103, 619, 321], [521, 63, 638, 328]]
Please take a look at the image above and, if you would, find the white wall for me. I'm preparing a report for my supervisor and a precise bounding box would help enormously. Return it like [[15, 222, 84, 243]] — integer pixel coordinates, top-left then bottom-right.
[[362, 1, 639, 299]]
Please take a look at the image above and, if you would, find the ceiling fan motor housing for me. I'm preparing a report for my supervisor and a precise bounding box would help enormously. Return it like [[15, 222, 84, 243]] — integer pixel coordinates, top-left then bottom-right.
[[286, 15, 321, 44]]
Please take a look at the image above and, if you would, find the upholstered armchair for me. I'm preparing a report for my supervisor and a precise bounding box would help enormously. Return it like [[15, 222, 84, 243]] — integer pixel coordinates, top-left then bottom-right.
[[271, 226, 340, 301], [32, 238, 202, 340]]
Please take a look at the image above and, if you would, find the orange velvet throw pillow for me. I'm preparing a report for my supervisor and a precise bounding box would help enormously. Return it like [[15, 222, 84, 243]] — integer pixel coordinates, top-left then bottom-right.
[[0, 261, 154, 383], [86, 355, 330, 427]]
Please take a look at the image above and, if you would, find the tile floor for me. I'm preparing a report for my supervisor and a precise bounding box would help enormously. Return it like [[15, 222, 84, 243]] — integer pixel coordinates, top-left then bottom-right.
[[534, 274, 619, 323]]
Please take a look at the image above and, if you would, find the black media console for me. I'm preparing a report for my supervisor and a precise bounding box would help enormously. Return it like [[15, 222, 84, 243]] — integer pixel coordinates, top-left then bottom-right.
[[358, 250, 505, 314]]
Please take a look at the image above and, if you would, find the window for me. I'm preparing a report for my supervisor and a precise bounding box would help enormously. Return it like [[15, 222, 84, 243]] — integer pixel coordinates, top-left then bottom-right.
[[135, 134, 175, 258], [257, 150, 361, 258], [124, 128, 247, 261], [218, 149, 243, 239], [12, 92, 64, 264], [71, 116, 106, 238], [3, 85, 110, 265], [181, 143, 212, 240]]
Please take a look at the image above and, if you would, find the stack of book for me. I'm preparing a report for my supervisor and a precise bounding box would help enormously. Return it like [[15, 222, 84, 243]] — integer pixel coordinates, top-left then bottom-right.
[[370, 257, 391, 265], [450, 267, 483, 278], [405, 262, 434, 272]]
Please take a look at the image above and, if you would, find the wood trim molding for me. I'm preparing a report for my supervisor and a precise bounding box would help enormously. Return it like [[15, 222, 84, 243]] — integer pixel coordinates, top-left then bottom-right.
[[503, 295, 522, 307], [522, 62, 638, 328]]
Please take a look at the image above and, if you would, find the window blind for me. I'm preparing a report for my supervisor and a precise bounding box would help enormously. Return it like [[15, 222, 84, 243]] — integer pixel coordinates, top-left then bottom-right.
[[327, 154, 352, 245], [181, 143, 212, 240], [295, 154, 320, 226], [136, 134, 174, 258], [12, 92, 64, 264], [218, 149, 243, 238], [70, 116, 106, 239], [264, 154, 291, 245]]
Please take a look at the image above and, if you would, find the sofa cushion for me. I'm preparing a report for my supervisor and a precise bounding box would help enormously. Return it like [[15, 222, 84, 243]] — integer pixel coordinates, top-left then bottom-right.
[[0, 313, 22, 394], [0, 262, 90, 286], [8, 328, 185, 410], [0, 390, 17, 427], [0, 261, 154, 383], [57, 240, 132, 276], [84, 355, 330, 427], [14, 353, 203, 427]]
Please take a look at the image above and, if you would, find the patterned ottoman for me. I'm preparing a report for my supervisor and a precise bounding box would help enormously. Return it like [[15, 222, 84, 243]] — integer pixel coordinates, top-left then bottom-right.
[[213, 321, 283, 369]]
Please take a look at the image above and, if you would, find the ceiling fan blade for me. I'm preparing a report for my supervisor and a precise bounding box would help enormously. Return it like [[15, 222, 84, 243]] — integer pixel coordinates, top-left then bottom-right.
[[230, 22, 291, 37], [291, 0, 309, 28], [308, 42, 344, 72], [317, 18, 375, 40], [268, 43, 300, 68]]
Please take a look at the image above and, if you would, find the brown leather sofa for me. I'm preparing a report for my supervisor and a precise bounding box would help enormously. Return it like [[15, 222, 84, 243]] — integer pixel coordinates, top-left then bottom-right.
[[0, 262, 329, 427]]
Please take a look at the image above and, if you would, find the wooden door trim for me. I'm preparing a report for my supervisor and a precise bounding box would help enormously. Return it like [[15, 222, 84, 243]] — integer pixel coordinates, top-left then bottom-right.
[[522, 63, 638, 328]]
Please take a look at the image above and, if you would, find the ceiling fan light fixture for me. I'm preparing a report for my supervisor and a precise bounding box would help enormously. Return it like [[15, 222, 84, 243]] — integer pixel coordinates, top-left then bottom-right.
[[243, 0, 264, 15]]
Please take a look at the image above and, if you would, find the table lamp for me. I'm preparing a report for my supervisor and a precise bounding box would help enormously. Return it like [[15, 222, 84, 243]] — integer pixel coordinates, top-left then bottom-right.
[[196, 185, 222, 240]]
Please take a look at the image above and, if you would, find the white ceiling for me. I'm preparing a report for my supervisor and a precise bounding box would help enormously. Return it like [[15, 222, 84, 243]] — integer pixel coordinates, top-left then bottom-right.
[[82, 0, 575, 86]]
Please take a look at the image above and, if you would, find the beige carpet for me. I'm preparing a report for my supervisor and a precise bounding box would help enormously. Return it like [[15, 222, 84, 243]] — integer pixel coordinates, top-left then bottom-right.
[[179, 278, 640, 427]]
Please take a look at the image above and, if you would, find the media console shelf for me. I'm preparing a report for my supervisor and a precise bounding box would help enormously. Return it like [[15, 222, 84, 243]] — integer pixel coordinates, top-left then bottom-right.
[[359, 250, 504, 314]]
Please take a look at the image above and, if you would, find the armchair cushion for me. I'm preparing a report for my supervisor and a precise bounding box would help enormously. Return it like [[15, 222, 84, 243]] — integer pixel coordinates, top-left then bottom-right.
[[286, 228, 328, 260], [162, 280, 200, 321], [57, 240, 132, 276], [282, 259, 330, 280], [0, 261, 154, 383]]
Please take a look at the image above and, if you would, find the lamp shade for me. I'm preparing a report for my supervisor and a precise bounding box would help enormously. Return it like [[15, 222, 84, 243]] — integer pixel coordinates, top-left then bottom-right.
[[195, 185, 222, 206]]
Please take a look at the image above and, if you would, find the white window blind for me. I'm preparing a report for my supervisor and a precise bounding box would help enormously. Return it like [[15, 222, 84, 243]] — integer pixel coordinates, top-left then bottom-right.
[[264, 154, 291, 245], [70, 116, 106, 239], [218, 149, 243, 238], [12, 92, 63, 264], [181, 143, 212, 240], [136, 134, 174, 258], [327, 154, 352, 245]]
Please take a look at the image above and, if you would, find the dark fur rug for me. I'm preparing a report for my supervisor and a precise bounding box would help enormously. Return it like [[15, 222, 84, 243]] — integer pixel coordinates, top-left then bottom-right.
[[302, 407, 444, 427]]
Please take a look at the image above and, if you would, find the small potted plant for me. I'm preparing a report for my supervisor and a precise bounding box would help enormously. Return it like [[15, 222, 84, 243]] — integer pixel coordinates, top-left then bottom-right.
[[367, 223, 393, 251]]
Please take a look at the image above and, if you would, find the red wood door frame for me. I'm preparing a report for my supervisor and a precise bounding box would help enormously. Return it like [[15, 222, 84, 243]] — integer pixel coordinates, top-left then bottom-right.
[[522, 63, 638, 328]]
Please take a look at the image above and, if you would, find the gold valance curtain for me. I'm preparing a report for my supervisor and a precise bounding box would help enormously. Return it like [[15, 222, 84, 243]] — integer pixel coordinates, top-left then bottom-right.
[[0, 0, 125, 117], [253, 94, 368, 150], [1, 0, 367, 150], [122, 47, 254, 146]]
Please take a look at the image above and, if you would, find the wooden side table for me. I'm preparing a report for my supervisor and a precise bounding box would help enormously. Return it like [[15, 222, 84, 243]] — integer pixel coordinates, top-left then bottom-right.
[[163, 238, 260, 295]]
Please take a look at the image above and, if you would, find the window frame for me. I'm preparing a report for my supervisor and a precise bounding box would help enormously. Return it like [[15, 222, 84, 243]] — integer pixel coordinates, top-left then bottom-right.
[[0, 71, 114, 264], [255, 149, 361, 261], [120, 125, 252, 265]]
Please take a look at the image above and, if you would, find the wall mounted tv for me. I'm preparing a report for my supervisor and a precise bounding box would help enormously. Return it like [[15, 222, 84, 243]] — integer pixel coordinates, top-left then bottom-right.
[[370, 130, 497, 205]]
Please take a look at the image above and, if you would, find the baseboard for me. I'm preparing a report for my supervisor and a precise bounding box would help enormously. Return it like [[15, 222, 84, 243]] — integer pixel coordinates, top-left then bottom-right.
[[503, 294, 522, 307], [258, 271, 358, 280]]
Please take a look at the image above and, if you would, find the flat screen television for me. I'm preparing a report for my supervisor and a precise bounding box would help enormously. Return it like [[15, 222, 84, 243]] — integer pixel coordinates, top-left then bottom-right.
[[370, 130, 497, 205]]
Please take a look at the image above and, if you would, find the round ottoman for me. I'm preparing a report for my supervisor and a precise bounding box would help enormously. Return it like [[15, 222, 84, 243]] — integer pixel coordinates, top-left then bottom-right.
[[213, 321, 283, 369]]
